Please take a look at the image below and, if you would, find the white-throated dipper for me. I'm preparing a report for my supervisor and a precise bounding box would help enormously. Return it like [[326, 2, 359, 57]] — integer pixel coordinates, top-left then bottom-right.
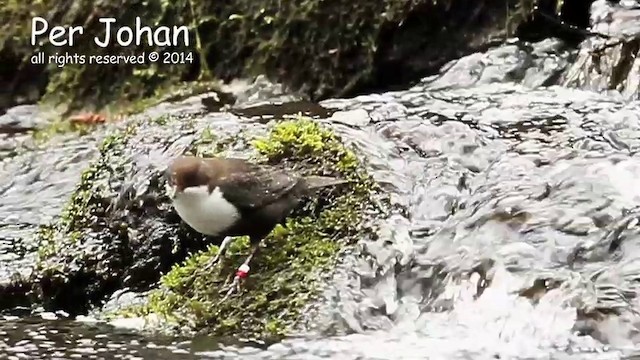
[[165, 155, 348, 298]]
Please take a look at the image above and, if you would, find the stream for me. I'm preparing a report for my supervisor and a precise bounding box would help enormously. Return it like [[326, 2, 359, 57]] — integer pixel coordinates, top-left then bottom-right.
[[2, 16, 640, 360]]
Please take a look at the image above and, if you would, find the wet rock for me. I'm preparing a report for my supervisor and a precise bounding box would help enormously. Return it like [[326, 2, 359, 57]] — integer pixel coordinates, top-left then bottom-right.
[[327, 109, 371, 128], [229, 75, 302, 107], [423, 38, 574, 90], [563, 0, 640, 99], [0, 131, 102, 298], [1, 0, 547, 113], [0, 105, 47, 134], [233, 101, 334, 122], [117, 118, 382, 339], [29, 114, 219, 314], [367, 102, 409, 123], [0, 100, 383, 341], [0, 105, 49, 159], [3, 15, 640, 357]]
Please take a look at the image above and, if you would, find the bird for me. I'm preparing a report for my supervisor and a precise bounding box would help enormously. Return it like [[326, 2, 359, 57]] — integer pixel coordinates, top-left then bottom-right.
[[164, 155, 348, 298]]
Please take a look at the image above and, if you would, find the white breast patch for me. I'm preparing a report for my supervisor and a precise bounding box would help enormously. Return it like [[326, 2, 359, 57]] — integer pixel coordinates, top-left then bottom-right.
[[171, 185, 241, 236]]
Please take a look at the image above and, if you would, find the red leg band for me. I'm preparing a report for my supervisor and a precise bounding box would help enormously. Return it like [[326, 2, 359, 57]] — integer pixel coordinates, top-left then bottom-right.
[[235, 264, 250, 279]]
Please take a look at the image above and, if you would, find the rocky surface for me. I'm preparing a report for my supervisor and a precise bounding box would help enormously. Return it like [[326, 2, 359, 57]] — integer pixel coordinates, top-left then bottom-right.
[[0, 76, 382, 341], [563, 0, 640, 99], [1, 60, 637, 360], [1, 3, 640, 356], [0, 0, 547, 114]]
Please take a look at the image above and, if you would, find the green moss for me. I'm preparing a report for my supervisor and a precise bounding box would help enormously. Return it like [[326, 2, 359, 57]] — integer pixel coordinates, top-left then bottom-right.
[[124, 116, 378, 339], [188, 126, 218, 157], [35, 123, 139, 263], [29, 80, 221, 146], [1, 0, 221, 115], [30, 114, 229, 313], [40, 1, 205, 115], [253, 119, 360, 176], [31, 119, 104, 146], [186, 125, 246, 158], [2, 0, 541, 114], [114, 81, 222, 117]]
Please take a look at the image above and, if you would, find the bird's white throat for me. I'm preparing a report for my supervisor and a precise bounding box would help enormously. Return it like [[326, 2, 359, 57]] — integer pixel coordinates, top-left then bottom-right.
[[170, 185, 241, 236]]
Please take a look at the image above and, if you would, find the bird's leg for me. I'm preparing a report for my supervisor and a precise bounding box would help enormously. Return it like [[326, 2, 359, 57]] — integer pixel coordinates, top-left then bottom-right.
[[203, 236, 233, 272], [220, 241, 261, 301]]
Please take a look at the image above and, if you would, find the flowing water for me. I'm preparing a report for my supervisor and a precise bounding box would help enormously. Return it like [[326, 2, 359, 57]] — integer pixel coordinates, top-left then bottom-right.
[[2, 12, 640, 359]]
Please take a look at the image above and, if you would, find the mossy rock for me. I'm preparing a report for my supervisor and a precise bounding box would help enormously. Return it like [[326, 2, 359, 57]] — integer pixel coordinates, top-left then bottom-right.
[[28, 81, 227, 145], [1, 0, 202, 115], [31, 115, 212, 314], [1, 0, 547, 114], [25, 113, 382, 340], [120, 118, 380, 339]]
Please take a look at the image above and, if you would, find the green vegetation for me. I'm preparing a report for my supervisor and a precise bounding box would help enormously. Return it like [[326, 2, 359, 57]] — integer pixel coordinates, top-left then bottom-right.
[[31, 119, 105, 145], [1, 0, 544, 115], [187, 125, 232, 158], [1, 0, 214, 114], [36, 123, 138, 261], [30, 113, 379, 338], [124, 117, 378, 339], [30, 113, 219, 312], [29, 81, 221, 145]]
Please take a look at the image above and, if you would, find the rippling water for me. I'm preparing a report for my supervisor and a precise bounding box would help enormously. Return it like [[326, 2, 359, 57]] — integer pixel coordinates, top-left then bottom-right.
[[0, 314, 192, 359], [3, 38, 640, 358]]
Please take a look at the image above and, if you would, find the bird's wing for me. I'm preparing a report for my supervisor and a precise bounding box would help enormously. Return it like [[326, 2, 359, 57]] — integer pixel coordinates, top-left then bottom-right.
[[218, 166, 301, 209]]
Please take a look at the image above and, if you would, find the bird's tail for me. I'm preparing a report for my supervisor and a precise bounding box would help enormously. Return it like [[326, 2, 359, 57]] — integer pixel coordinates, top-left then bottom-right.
[[303, 175, 352, 190]]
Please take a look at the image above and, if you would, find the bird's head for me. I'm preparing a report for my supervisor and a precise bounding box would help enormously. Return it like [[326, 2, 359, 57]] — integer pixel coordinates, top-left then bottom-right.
[[165, 156, 209, 199]]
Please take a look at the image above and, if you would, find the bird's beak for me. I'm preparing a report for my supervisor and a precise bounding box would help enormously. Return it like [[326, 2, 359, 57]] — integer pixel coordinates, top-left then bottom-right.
[[166, 182, 177, 200]]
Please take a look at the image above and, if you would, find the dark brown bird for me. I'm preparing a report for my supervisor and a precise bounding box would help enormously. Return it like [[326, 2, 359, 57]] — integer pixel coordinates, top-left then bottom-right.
[[164, 155, 347, 298]]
